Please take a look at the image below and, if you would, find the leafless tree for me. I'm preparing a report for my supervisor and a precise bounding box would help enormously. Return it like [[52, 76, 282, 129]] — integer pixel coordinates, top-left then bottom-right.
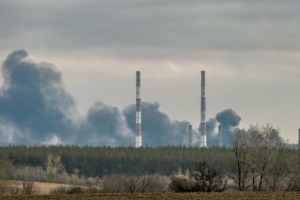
[[246, 124, 262, 191], [228, 124, 290, 191], [21, 181, 39, 195], [123, 176, 139, 193], [256, 124, 279, 191], [170, 161, 227, 192], [45, 154, 65, 174], [226, 128, 250, 191], [264, 138, 290, 191], [286, 144, 300, 191]]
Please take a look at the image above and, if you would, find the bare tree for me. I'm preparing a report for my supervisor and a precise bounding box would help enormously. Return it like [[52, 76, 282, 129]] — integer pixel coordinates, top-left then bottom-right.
[[123, 176, 139, 193], [21, 182, 39, 195], [264, 138, 290, 191], [45, 154, 65, 182], [226, 128, 250, 191], [246, 124, 262, 191], [286, 144, 300, 191], [193, 161, 227, 192], [138, 175, 152, 193], [0, 157, 12, 180], [170, 161, 227, 193], [101, 174, 126, 193], [228, 124, 289, 191], [45, 154, 65, 174]]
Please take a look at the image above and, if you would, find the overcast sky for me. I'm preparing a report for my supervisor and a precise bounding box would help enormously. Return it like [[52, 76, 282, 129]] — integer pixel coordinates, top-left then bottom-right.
[[0, 0, 299, 143]]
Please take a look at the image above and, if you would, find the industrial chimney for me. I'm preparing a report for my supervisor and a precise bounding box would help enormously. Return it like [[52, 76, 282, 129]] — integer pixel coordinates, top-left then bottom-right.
[[218, 125, 222, 147], [136, 71, 142, 148], [200, 71, 207, 147], [189, 125, 193, 147]]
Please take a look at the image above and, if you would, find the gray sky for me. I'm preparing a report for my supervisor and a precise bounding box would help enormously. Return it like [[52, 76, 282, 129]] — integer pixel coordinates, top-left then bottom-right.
[[0, 0, 299, 143]]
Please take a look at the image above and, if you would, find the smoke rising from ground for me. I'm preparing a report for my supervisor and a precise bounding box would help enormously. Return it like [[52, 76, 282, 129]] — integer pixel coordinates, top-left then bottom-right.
[[83, 101, 135, 145], [0, 50, 241, 147], [205, 118, 218, 146], [201, 109, 241, 147], [0, 50, 76, 144], [123, 102, 190, 146], [0, 50, 191, 146], [216, 109, 241, 146]]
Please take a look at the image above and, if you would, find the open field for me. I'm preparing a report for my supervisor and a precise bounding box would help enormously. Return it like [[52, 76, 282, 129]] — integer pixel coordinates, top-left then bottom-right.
[[1, 192, 300, 200], [3, 181, 73, 195]]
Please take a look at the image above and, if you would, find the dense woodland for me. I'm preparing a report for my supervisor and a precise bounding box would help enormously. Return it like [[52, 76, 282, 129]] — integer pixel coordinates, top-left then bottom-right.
[[1, 124, 300, 194], [0, 145, 232, 177]]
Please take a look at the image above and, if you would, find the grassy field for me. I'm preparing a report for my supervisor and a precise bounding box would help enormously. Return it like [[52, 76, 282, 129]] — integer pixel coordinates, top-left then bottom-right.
[[3, 181, 73, 195], [1, 192, 300, 200]]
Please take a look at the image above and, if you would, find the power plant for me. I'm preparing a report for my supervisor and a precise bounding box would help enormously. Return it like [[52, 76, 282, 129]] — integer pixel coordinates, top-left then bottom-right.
[[189, 125, 193, 147], [200, 71, 207, 147], [133, 70, 227, 147], [136, 71, 142, 148], [218, 125, 222, 147]]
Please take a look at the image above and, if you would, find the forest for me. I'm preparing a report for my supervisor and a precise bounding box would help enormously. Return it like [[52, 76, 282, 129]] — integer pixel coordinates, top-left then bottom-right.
[[0, 145, 231, 177], [1, 124, 300, 196]]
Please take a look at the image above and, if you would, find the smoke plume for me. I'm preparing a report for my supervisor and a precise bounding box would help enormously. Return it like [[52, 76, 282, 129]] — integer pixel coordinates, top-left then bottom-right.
[[123, 102, 190, 146], [216, 109, 241, 146], [0, 50, 193, 146], [0, 50, 76, 144], [199, 109, 241, 147], [0, 50, 242, 147], [83, 101, 134, 145], [205, 118, 218, 146]]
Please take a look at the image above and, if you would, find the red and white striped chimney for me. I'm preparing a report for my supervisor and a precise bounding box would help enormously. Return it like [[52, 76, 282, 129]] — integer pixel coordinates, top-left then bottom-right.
[[200, 71, 207, 147], [136, 71, 142, 148]]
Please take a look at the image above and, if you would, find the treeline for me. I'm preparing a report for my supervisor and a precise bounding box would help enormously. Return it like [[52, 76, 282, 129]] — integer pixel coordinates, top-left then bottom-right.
[[0, 145, 232, 177]]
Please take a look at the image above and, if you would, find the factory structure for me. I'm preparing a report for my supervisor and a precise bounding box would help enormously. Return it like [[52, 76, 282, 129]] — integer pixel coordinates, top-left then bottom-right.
[[200, 71, 207, 147], [134, 70, 225, 148], [134, 70, 298, 148], [135, 71, 142, 148]]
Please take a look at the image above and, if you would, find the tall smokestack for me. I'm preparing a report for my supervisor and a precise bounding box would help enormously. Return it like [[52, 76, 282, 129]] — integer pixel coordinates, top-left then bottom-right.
[[200, 71, 207, 147], [136, 71, 142, 148], [189, 125, 192, 147], [218, 125, 222, 147]]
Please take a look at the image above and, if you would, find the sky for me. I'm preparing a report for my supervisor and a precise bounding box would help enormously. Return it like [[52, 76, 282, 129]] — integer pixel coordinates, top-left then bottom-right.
[[0, 0, 299, 145]]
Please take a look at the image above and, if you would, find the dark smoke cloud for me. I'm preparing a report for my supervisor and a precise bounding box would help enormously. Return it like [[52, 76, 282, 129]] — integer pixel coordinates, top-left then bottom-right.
[[216, 109, 241, 146], [82, 101, 134, 145], [0, 50, 76, 144], [205, 118, 218, 146], [216, 109, 241, 128], [199, 109, 241, 147], [0, 50, 241, 147], [0, 50, 194, 146], [123, 102, 190, 146]]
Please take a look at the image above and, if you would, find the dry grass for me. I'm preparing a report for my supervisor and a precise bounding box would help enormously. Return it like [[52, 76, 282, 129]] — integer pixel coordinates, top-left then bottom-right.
[[3, 181, 72, 195], [1, 192, 300, 200]]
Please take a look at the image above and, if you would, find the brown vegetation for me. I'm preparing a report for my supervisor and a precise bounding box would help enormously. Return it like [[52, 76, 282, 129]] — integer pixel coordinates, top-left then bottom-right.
[[1, 192, 300, 200]]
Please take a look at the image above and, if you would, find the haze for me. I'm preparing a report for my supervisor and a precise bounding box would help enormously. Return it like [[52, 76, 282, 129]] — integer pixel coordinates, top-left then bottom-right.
[[0, 1, 299, 144]]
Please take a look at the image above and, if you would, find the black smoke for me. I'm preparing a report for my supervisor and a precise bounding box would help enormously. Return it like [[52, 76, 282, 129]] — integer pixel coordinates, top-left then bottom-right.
[[83, 101, 134, 145], [0, 50, 76, 144], [216, 109, 241, 146], [123, 102, 190, 146], [0, 50, 193, 146], [199, 109, 241, 147], [0, 50, 242, 147], [205, 118, 218, 146]]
